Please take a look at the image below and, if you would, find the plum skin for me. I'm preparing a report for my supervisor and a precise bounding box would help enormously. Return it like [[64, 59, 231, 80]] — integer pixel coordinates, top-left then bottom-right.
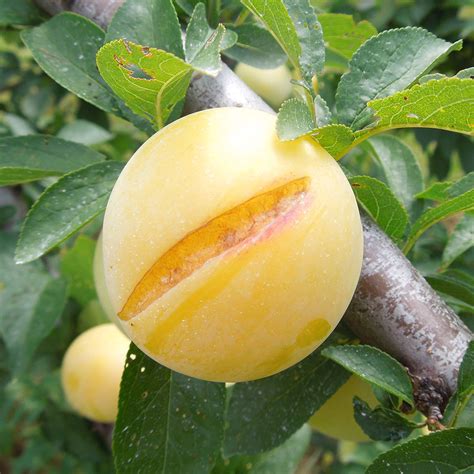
[[61, 324, 129, 423], [93, 232, 122, 326], [234, 63, 293, 108], [102, 107, 363, 383]]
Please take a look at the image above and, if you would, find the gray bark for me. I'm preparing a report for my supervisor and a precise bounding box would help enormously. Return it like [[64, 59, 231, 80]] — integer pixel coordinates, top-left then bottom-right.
[[35, 0, 472, 417]]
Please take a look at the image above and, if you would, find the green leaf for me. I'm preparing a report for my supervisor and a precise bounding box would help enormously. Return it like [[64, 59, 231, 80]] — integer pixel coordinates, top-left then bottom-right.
[[310, 124, 355, 159], [213, 425, 311, 474], [276, 99, 314, 140], [224, 24, 287, 69], [441, 212, 474, 269], [97, 39, 192, 129], [403, 189, 474, 254], [419, 72, 447, 84], [314, 95, 332, 127], [444, 392, 474, 429], [60, 235, 97, 306], [224, 349, 350, 456], [113, 344, 226, 474], [458, 341, 473, 401], [57, 120, 113, 146], [185, 3, 231, 75], [366, 78, 474, 137], [175, 0, 201, 15], [426, 271, 474, 310], [106, 0, 184, 58], [240, 0, 300, 72], [322, 345, 414, 406], [349, 176, 409, 241], [0, 233, 68, 373], [445, 342, 474, 429], [0, 0, 42, 26], [15, 161, 123, 264], [21, 13, 119, 113], [281, 0, 324, 79], [365, 135, 423, 221], [366, 428, 474, 474], [457, 67, 474, 79], [336, 27, 462, 129], [448, 172, 474, 198], [0, 135, 105, 186], [318, 13, 377, 60], [353, 397, 418, 442], [416, 182, 452, 201]]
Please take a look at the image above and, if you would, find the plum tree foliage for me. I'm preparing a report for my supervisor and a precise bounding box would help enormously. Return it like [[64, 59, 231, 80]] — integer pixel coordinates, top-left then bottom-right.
[[0, 0, 472, 472]]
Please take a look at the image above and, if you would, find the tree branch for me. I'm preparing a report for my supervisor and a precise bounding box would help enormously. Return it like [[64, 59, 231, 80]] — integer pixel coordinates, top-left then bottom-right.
[[35, 0, 472, 418]]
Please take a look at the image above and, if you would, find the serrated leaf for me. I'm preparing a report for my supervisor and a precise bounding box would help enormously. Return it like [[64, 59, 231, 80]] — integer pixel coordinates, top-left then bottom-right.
[[403, 188, 474, 254], [0, 0, 43, 26], [60, 235, 96, 306], [185, 3, 231, 75], [336, 27, 462, 129], [441, 212, 474, 269], [224, 24, 287, 69], [366, 78, 474, 136], [366, 428, 474, 474], [240, 0, 324, 80], [213, 425, 311, 474], [15, 161, 123, 264], [314, 95, 332, 127], [240, 0, 300, 72], [276, 99, 314, 140], [0, 233, 68, 373], [318, 13, 377, 60], [97, 39, 192, 129], [0, 135, 105, 185], [448, 172, 474, 198], [223, 349, 350, 456], [310, 124, 355, 159], [365, 135, 423, 220], [113, 344, 226, 474], [106, 0, 184, 58], [281, 0, 324, 79], [349, 176, 409, 241], [353, 397, 418, 442], [416, 182, 452, 201], [322, 345, 414, 406], [21, 13, 119, 113]]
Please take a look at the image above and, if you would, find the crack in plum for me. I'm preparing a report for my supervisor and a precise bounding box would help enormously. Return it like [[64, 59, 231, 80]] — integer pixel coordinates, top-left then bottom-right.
[[119, 176, 312, 321]]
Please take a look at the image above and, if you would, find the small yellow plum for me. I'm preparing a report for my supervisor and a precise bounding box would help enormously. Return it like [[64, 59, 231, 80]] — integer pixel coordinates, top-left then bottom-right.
[[61, 324, 129, 423], [102, 107, 363, 382], [309, 375, 378, 442], [235, 63, 293, 108]]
